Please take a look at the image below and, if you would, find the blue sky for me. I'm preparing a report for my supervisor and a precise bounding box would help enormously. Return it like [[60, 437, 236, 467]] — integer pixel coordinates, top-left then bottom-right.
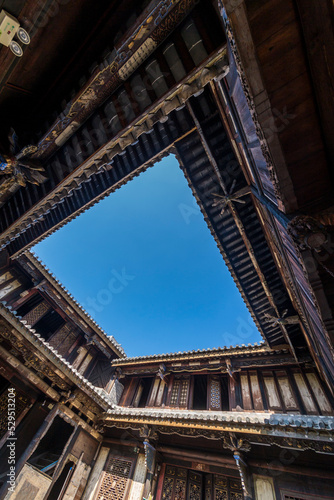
[[33, 155, 261, 356]]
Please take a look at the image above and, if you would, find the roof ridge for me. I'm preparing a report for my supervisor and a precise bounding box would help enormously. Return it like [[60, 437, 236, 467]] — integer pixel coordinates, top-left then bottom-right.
[[26, 251, 126, 357], [0, 301, 116, 408], [112, 341, 268, 364]]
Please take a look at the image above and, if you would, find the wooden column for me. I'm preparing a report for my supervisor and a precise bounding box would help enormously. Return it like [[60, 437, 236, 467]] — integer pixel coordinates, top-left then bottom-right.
[[63, 452, 90, 500], [233, 452, 254, 500], [229, 375, 237, 410], [82, 446, 109, 500], [128, 453, 147, 500], [142, 441, 156, 499], [0, 403, 59, 498], [72, 346, 88, 370], [155, 463, 166, 500]]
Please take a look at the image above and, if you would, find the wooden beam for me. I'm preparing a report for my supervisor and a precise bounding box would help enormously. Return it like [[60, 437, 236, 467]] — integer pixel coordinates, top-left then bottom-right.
[[220, 0, 297, 212], [186, 101, 297, 358], [0, 344, 60, 400], [248, 459, 334, 479], [294, 0, 334, 173], [156, 445, 237, 468]]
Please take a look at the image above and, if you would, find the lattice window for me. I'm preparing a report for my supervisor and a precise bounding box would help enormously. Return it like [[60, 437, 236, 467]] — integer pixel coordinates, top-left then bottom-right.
[[0, 388, 29, 439], [230, 492, 243, 500], [49, 323, 78, 357], [170, 380, 180, 406], [163, 476, 174, 500], [179, 379, 189, 407], [209, 378, 222, 410], [96, 456, 133, 500], [23, 301, 51, 326], [57, 331, 77, 356], [169, 377, 189, 407]]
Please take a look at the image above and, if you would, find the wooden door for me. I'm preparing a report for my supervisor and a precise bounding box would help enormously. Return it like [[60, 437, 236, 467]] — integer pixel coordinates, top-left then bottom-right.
[[204, 473, 243, 500], [161, 466, 187, 500], [187, 470, 203, 499]]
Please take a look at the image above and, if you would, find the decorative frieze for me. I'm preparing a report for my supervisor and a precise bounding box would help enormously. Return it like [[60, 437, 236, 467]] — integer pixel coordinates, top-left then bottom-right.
[[95, 455, 133, 500], [22, 301, 51, 327]]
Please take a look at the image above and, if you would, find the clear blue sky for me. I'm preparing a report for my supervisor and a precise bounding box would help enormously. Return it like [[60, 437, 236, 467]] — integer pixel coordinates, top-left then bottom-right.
[[33, 155, 261, 356]]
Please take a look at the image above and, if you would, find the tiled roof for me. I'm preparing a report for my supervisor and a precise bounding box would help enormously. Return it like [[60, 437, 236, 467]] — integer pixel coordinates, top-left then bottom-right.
[[106, 407, 334, 432], [26, 252, 126, 357], [0, 301, 115, 409], [112, 342, 269, 365]]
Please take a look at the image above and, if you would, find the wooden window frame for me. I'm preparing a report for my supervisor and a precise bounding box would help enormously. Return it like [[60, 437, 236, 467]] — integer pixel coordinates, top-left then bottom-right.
[[167, 375, 190, 408]]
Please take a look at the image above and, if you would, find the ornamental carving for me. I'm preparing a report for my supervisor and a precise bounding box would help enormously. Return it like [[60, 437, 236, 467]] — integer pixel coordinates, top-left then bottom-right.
[[219, 1, 284, 207], [34, 0, 197, 160], [151, 0, 197, 44], [0, 129, 47, 189], [24, 353, 69, 390], [0, 328, 69, 390], [222, 433, 251, 453], [0, 389, 30, 439], [96, 456, 133, 500], [287, 215, 328, 252], [75, 392, 102, 416], [139, 424, 158, 441], [249, 435, 334, 455]]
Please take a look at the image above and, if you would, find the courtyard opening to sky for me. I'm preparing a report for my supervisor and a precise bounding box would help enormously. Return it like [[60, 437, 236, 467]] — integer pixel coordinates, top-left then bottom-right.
[[34, 155, 261, 356]]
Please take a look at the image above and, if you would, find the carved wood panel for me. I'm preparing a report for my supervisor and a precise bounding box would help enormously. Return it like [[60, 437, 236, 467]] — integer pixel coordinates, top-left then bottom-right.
[[170, 377, 190, 408], [187, 470, 202, 500], [49, 323, 78, 357], [161, 469, 242, 500], [204, 474, 242, 500], [96, 455, 133, 500], [162, 466, 187, 500], [0, 387, 30, 439], [208, 377, 222, 411], [22, 301, 51, 326]]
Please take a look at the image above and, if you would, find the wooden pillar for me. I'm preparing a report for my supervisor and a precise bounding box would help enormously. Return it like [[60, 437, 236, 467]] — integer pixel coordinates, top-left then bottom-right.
[[233, 452, 254, 500], [62, 452, 90, 500], [142, 441, 156, 499], [82, 446, 109, 500], [154, 463, 166, 500], [0, 403, 59, 498], [229, 375, 237, 410], [72, 346, 87, 370], [128, 453, 147, 500]]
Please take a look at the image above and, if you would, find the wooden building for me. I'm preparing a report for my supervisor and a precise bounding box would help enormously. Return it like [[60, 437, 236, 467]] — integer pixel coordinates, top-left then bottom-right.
[[0, 0, 333, 498]]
